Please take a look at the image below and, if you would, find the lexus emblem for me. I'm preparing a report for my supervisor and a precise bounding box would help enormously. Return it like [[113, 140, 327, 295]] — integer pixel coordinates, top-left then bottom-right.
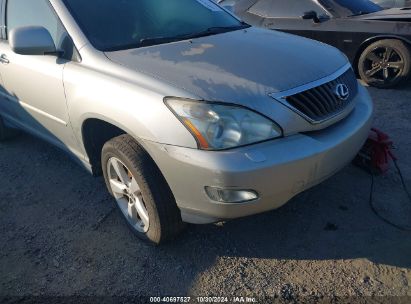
[[334, 84, 350, 101]]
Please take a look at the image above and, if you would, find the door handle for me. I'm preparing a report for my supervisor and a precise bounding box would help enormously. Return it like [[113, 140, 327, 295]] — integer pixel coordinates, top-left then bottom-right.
[[0, 54, 9, 64]]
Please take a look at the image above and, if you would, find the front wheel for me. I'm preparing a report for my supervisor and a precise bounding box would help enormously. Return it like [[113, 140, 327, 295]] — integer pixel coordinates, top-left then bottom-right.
[[358, 39, 411, 89], [101, 134, 185, 245]]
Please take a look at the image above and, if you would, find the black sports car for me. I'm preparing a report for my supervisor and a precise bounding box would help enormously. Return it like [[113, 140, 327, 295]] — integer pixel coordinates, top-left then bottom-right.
[[218, 0, 411, 88]]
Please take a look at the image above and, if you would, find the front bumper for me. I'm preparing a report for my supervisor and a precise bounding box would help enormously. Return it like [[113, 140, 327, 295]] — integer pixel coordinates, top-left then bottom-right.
[[143, 86, 374, 224]]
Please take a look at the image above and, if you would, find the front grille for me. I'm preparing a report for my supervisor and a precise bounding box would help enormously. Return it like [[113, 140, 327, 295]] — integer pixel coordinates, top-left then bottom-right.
[[285, 68, 358, 123]]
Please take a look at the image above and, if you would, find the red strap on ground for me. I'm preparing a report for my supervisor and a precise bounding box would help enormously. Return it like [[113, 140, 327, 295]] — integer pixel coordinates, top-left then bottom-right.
[[369, 128, 396, 174], [357, 127, 396, 174]]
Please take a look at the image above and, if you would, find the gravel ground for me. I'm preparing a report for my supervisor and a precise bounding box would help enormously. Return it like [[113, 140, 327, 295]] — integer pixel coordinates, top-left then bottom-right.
[[0, 82, 410, 303]]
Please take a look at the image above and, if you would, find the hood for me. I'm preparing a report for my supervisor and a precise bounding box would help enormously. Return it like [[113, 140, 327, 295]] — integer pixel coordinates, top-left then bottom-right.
[[357, 7, 411, 20], [105, 27, 347, 103]]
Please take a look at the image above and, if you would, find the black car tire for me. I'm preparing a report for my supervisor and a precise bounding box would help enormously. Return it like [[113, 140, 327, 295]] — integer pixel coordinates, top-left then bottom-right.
[[358, 39, 411, 89], [101, 134, 185, 245], [0, 116, 18, 141]]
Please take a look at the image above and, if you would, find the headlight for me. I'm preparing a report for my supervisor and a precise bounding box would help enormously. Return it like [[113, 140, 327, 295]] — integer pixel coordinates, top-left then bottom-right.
[[165, 98, 282, 150]]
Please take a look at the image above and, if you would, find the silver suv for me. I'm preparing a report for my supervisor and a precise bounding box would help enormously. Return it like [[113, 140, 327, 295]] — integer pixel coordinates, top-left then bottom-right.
[[0, 0, 373, 244]]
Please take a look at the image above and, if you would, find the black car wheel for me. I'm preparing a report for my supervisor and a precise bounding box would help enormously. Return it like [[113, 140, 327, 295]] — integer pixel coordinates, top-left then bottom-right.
[[101, 134, 185, 245], [358, 39, 411, 89]]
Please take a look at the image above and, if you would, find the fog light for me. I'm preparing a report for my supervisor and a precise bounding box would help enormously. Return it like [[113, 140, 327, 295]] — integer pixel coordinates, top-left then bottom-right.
[[205, 187, 258, 203]]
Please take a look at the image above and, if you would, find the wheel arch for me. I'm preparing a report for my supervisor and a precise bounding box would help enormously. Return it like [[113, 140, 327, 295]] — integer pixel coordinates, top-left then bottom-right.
[[81, 117, 149, 176], [354, 34, 411, 73]]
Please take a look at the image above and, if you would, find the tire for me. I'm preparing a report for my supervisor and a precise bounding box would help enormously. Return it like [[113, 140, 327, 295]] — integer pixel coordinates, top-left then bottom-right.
[[0, 116, 18, 141], [358, 39, 411, 89], [101, 134, 185, 245]]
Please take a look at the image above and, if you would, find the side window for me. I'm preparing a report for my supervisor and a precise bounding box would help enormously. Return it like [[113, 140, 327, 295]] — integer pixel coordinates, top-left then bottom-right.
[[373, 0, 394, 7], [6, 0, 67, 49], [248, 0, 328, 18]]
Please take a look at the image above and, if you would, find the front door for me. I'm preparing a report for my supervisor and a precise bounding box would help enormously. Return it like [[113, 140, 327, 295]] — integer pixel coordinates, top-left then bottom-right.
[[0, 0, 77, 151]]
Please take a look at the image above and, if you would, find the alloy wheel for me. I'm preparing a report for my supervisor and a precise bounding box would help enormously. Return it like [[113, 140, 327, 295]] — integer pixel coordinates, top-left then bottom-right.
[[362, 46, 405, 86], [106, 157, 150, 233]]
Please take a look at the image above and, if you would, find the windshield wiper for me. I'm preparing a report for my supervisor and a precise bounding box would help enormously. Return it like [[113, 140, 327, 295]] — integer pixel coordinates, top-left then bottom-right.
[[107, 23, 251, 50], [139, 24, 250, 47], [139, 35, 188, 47], [187, 23, 250, 39]]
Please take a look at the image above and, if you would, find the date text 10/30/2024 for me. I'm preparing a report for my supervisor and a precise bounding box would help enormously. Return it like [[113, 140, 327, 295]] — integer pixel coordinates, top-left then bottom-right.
[[149, 296, 257, 303]]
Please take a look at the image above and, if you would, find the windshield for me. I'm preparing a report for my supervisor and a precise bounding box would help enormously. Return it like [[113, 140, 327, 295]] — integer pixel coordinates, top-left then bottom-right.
[[319, 0, 382, 16], [63, 0, 244, 51]]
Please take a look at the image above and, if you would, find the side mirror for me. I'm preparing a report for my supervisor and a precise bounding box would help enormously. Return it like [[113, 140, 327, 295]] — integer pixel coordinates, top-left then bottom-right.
[[9, 26, 57, 56], [302, 11, 320, 23]]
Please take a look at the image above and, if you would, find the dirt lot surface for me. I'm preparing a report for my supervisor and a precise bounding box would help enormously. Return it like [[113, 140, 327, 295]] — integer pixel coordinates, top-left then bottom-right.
[[0, 83, 410, 303]]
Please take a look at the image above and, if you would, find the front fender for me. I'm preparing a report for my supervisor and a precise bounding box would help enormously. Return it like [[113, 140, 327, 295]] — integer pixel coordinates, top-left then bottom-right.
[[63, 62, 198, 158], [361, 34, 411, 49]]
